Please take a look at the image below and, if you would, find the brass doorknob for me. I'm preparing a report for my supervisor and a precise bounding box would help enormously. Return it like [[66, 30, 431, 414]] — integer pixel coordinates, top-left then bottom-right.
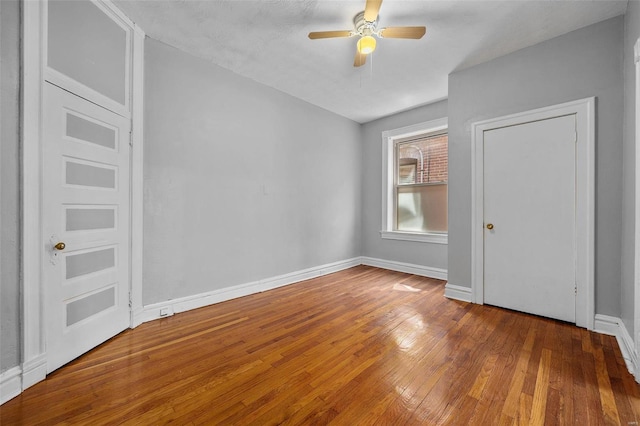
[[486, 223, 494, 230], [54, 242, 66, 250]]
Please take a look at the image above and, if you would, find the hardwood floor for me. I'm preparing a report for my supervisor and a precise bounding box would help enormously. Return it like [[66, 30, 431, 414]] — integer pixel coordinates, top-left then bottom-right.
[[2, 266, 640, 425]]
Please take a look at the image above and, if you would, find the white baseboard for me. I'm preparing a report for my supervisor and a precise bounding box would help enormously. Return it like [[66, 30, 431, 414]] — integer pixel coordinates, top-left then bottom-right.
[[444, 283, 473, 303], [0, 366, 22, 404], [130, 306, 144, 328], [360, 257, 447, 280], [594, 314, 621, 336], [0, 353, 47, 406], [594, 314, 638, 379], [137, 256, 447, 325], [21, 353, 47, 391], [137, 257, 362, 324]]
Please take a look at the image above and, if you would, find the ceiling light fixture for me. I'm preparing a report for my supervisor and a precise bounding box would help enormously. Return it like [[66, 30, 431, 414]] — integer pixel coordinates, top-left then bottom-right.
[[308, 2, 426, 67], [357, 35, 377, 55]]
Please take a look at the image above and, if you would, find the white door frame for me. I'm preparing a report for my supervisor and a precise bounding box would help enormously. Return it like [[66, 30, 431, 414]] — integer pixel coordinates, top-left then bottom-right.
[[471, 98, 595, 330], [634, 37, 640, 379], [21, 0, 145, 391]]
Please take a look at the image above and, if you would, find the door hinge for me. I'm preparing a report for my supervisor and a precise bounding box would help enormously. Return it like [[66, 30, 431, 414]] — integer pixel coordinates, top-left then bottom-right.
[[575, 285, 577, 295], [128, 292, 132, 308], [129, 130, 133, 147], [573, 131, 577, 143]]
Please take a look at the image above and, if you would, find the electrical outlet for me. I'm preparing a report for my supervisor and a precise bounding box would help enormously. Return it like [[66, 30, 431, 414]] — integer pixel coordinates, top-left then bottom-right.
[[159, 307, 171, 317]]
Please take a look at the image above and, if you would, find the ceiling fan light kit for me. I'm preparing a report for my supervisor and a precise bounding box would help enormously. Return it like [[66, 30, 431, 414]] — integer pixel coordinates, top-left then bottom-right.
[[307, 0, 426, 67], [357, 35, 377, 54]]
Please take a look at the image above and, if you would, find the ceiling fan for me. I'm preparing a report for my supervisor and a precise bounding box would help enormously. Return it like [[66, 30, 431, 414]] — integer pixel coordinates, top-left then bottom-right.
[[308, 0, 426, 67]]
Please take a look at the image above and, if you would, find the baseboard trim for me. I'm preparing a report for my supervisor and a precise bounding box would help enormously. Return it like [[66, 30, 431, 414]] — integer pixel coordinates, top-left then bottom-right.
[[594, 314, 638, 379], [360, 257, 447, 280], [0, 366, 22, 404], [444, 283, 473, 303], [137, 256, 448, 324], [21, 353, 47, 391], [137, 257, 362, 324], [130, 306, 144, 328], [1, 352, 47, 406]]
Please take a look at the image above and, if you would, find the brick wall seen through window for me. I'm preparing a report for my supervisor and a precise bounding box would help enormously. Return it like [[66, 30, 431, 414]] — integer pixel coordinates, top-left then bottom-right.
[[397, 134, 448, 184]]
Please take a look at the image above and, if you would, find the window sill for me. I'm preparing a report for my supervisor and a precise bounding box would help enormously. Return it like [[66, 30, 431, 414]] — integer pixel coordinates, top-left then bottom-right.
[[380, 231, 448, 245]]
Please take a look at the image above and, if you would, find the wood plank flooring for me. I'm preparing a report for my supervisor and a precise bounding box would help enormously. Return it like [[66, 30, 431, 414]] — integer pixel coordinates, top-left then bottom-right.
[[2, 266, 640, 425]]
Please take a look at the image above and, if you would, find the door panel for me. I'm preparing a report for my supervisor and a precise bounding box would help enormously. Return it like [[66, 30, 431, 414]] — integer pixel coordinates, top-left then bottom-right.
[[65, 112, 118, 149], [43, 83, 130, 372], [65, 206, 117, 232], [483, 115, 576, 322]]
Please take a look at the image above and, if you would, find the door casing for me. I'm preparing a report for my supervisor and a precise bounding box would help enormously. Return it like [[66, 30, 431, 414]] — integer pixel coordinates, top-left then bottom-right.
[[471, 98, 595, 329], [634, 37, 640, 380], [21, 0, 145, 390]]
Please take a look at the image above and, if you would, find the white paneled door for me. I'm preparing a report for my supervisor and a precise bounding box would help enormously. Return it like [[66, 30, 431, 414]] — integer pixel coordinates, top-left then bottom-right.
[[483, 115, 576, 323], [43, 83, 131, 372]]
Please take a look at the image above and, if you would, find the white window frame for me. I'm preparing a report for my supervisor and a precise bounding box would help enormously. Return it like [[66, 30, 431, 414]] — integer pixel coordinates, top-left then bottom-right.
[[381, 118, 448, 244]]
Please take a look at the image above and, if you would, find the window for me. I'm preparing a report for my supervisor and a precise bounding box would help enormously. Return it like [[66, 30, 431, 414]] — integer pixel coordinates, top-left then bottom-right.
[[381, 118, 448, 244]]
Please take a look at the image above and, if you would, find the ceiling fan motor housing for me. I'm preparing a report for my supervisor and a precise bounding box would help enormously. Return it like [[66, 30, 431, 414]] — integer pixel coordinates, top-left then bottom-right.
[[354, 11, 378, 37]]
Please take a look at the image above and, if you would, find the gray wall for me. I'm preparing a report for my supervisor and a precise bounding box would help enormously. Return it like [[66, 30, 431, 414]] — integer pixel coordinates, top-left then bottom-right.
[[360, 101, 448, 270], [621, 1, 640, 339], [1, 0, 21, 373], [143, 39, 362, 305], [448, 17, 625, 316]]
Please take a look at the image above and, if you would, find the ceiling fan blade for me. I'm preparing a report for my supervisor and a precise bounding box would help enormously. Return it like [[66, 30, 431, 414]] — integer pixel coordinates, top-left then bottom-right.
[[308, 30, 352, 39], [364, 0, 382, 22], [354, 50, 367, 67], [379, 26, 426, 39]]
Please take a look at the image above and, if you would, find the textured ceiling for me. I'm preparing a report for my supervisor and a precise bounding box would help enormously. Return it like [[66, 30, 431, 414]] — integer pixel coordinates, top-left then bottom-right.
[[114, 0, 628, 123]]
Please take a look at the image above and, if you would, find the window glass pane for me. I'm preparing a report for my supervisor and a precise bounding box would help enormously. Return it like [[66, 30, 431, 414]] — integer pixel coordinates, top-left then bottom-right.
[[66, 161, 116, 189], [66, 208, 115, 231], [397, 134, 448, 185], [396, 184, 448, 233], [66, 113, 116, 150], [394, 132, 448, 234], [48, 0, 127, 104], [66, 247, 115, 279], [66, 287, 115, 326]]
